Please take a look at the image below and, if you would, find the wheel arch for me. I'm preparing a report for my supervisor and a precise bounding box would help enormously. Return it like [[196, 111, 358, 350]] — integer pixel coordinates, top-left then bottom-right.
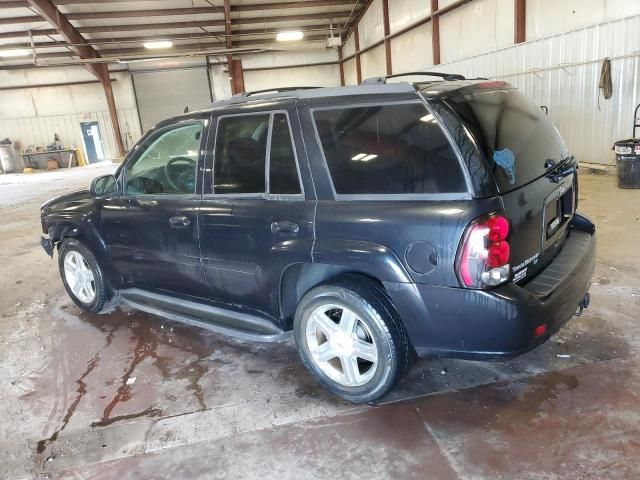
[[48, 218, 123, 288], [279, 263, 400, 329]]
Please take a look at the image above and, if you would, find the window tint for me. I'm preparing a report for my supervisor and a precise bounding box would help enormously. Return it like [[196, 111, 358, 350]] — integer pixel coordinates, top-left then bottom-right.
[[125, 122, 202, 195], [214, 114, 269, 194], [269, 113, 301, 195], [442, 89, 569, 193], [313, 103, 466, 195]]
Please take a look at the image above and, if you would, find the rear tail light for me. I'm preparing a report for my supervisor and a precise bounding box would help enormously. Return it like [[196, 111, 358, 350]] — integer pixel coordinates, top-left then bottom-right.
[[456, 213, 511, 289]]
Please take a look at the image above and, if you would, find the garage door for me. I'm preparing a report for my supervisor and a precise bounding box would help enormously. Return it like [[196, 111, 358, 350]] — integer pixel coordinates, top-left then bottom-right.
[[133, 68, 212, 134]]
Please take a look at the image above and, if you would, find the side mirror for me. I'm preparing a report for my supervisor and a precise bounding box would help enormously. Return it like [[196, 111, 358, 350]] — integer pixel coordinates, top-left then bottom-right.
[[90, 174, 118, 197]]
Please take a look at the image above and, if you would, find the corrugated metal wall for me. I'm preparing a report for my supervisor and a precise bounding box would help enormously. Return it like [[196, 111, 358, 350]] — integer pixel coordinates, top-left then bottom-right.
[[0, 108, 141, 162], [428, 15, 640, 166]]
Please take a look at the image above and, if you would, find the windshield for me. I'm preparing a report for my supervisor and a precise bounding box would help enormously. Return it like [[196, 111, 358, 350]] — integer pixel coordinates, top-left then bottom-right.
[[441, 88, 569, 192]]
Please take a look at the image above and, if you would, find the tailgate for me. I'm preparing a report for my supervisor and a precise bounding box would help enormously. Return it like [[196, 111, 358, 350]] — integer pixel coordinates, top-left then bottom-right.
[[501, 169, 577, 283], [434, 86, 576, 284]]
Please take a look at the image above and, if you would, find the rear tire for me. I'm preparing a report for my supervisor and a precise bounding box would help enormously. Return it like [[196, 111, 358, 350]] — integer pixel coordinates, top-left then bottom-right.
[[58, 238, 115, 313], [293, 276, 412, 404]]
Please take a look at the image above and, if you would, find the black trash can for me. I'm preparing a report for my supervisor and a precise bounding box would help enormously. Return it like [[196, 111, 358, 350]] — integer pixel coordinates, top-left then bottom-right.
[[613, 139, 640, 188]]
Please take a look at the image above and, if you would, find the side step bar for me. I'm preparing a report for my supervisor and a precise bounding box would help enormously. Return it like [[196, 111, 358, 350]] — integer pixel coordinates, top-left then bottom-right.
[[120, 288, 290, 343]]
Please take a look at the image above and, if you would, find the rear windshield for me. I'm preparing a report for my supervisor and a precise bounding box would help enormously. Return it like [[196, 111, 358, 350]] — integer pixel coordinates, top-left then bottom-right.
[[312, 102, 466, 196], [442, 89, 569, 192]]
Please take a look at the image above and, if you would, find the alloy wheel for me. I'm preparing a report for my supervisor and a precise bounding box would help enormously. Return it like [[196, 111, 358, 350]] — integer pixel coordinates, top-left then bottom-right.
[[63, 250, 96, 304], [305, 304, 378, 387]]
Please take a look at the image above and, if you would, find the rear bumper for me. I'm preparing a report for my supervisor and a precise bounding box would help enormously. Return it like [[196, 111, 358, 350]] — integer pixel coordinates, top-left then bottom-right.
[[385, 215, 596, 359]]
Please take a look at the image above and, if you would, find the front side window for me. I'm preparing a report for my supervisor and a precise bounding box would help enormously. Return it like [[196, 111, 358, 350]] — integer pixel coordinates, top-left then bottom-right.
[[313, 103, 466, 195], [214, 114, 270, 194], [124, 122, 203, 195]]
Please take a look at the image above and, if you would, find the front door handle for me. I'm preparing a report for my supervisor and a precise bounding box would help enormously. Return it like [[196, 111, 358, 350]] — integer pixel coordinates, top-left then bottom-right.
[[169, 216, 191, 228], [271, 220, 299, 234]]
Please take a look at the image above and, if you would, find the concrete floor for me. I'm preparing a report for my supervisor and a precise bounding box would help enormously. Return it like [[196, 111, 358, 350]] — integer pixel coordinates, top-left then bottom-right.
[[1, 165, 639, 479]]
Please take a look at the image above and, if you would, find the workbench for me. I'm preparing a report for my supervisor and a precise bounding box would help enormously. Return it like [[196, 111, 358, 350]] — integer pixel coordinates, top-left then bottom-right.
[[21, 149, 78, 170]]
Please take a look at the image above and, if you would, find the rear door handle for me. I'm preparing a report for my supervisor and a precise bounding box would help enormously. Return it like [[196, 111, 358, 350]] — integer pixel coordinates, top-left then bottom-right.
[[169, 216, 191, 228], [271, 220, 299, 234]]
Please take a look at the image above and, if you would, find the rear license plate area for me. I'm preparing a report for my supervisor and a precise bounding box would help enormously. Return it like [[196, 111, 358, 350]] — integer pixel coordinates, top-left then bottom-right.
[[545, 184, 574, 240]]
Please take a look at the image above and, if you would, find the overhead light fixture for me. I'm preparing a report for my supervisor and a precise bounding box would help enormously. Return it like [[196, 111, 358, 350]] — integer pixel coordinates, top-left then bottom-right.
[[276, 31, 304, 42], [420, 114, 435, 123], [0, 49, 30, 58], [143, 40, 173, 49], [351, 153, 378, 162]]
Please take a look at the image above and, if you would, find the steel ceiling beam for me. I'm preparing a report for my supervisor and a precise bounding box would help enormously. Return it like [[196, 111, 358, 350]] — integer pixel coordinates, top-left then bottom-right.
[[382, 0, 391, 74], [68, 2, 357, 20], [515, 0, 526, 43], [353, 24, 361, 84], [0, 11, 351, 38], [24, 0, 100, 69], [431, 0, 441, 65], [1, 26, 348, 49], [31, 34, 330, 60], [223, 0, 239, 94], [0, 1, 28, 8], [1, 0, 358, 6], [23, 0, 125, 157], [3, 5, 359, 23]]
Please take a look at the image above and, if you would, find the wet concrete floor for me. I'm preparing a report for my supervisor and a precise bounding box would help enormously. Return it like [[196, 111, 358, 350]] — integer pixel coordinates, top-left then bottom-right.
[[1, 165, 639, 479]]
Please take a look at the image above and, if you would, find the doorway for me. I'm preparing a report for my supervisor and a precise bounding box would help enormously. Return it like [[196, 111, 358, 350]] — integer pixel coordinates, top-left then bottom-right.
[[80, 121, 106, 163]]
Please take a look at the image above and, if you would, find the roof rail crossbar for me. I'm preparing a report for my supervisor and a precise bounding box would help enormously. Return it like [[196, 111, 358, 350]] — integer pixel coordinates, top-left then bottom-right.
[[235, 86, 322, 97], [362, 71, 466, 85]]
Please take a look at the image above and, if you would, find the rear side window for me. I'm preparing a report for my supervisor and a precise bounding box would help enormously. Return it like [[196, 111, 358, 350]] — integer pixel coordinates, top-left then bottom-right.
[[270, 113, 301, 195], [313, 103, 466, 195], [214, 114, 270, 194]]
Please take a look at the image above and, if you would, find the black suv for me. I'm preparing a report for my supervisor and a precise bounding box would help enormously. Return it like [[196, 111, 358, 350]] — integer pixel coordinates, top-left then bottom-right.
[[41, 73, 596, 403]]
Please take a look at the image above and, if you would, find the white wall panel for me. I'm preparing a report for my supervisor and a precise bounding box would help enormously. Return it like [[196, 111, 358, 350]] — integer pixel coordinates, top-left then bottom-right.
[[359, 0, 384, 48], [209, 63, 232, 101], [526, 0, 640, 41], [438, 0, 462, 8], [0, 68, 140, 160], [391, 23, 433, 74], [343, 58, 357, 86], [389, 0, 430, 34], [0, 66, 95, 88], [428, 15, 640, 166], [440, 0, 514, 64], [0, 108, 140, 162], [244, 64, 340, 91], [360, 44, 386, 80], [241, 49, 338, 69], [343, 33, 356, 57]]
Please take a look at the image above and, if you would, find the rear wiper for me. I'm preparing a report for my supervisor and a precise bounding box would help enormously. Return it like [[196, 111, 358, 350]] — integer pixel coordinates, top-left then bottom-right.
[[546, 155, 577, 183]]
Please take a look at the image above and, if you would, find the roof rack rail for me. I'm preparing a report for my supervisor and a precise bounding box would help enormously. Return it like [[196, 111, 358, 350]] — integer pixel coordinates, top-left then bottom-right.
[[234, 86, 321, 97], [362, 71, 466, 85]]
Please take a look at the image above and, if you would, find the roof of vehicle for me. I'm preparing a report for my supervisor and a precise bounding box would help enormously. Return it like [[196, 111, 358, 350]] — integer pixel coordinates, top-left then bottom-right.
[[206, 74, 513, 110]]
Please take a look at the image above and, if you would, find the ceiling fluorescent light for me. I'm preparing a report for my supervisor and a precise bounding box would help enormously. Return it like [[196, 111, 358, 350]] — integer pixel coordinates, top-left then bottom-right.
[[276, 31, 304, 42], [420, 114, 435, 123], [143, 40, 173, 49], [352, 153, 368, 161], [0, 49, 30, 58], [361, 154, 378, 162]]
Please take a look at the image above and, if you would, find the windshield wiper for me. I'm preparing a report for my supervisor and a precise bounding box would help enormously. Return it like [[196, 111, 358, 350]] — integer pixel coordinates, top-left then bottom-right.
[[546, 155, 577, 183]]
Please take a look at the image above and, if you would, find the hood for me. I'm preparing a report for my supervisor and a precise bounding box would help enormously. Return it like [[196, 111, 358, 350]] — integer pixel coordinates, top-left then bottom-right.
[[41, 189, 93, 214]]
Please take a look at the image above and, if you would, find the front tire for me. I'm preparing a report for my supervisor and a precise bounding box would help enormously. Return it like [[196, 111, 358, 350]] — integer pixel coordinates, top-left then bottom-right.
[[58, 238, 114, 313], [293, 276, 412, 404]]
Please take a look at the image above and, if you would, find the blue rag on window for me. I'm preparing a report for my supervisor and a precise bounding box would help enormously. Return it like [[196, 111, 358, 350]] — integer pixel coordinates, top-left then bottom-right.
[[493, 148, 516, 184]]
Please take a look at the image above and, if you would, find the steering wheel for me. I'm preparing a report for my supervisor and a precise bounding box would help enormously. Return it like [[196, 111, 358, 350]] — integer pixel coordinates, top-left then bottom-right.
[[164, 156, 196, 192]]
